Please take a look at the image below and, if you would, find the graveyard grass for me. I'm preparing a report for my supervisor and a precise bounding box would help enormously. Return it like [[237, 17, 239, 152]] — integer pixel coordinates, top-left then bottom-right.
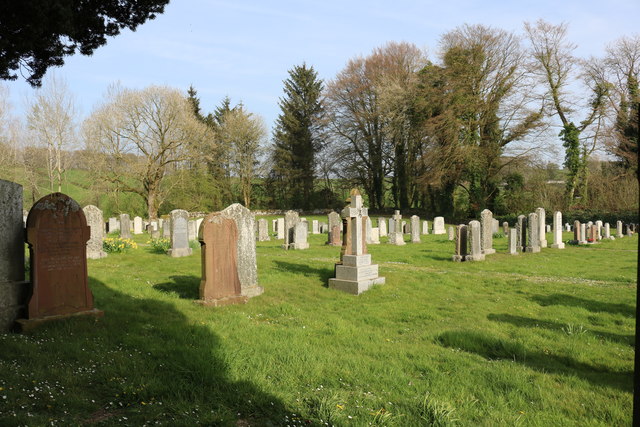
[[0, 218, 635, 426]]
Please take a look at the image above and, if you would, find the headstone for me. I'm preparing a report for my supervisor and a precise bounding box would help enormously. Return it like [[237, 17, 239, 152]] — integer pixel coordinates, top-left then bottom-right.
[[564, 223, 571, 232], [387, 210, 405, 245], [312, 220, 319, 235], [447, 226, 454, 241], [502, 221, 509, 234], [291, 221, 309, 250], [370, 227, 380, 244], [452, 224, 468, 262], [168, 209, 192, 257], [410, 215, 421, 243], [604, 223, 614, 240], [572, 220, 581, 244], [327, 212, 341, 246], [525, 212, 540, 253], [119, 214, 131, 239], [276, 218, 285, 239], [196, 218, 204, 234], [616, 220, 623, 238], [188, 220, 197, 242], [0, 180, 28, 331], [162, 218, 171, 238], [197, 203, 263, 306], [535, 207, 547, 248], [402, 221, 408, 234], [550, 211, 565, 249], [378, 217, 387, 237], [133, 216, 143, 234], [83, 205, 107, 259], [18, 193, 103, 330], [508, 228, 519, 255], [422, 220, 429, 235], [546, 225, 551, 233], [282, 210, 300, 250], [365, 216, 374, 244], [580, 223, 587, 244], [588, 224, 597, 243], [108, 217, 120, 233], [516, 215, 526, 252], [492, 219, 499, 234], [627, 224, 633, 237], [271, 219, 277, 234], [432, 217, 446, 234], [328, 193, 384, 294], [480, 209, 495, 255], [257, 218, 270, 241], [465, 221, 485, 261], [595, 220, 603, 240]]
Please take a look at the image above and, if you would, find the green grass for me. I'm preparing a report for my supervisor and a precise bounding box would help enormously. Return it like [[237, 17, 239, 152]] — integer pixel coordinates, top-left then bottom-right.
[[0, 225, 636, 426]]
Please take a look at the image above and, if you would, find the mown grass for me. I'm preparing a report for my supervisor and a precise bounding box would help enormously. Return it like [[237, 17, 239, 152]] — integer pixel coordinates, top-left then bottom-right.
[[0, 220, 636, 426]]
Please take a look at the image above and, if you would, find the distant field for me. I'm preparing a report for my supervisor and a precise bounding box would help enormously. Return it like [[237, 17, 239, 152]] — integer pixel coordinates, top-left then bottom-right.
[[0, 225, 636, 425]]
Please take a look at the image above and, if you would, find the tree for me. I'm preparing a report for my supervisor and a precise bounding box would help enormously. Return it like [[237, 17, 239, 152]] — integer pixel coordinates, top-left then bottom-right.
[[84, 85, 212, 219], [524, 20, 608, 205], [219, 107, 266, 208], [27, 75, 77, 192], [271, 63, 325, 209], [0, 0, 169, 87]]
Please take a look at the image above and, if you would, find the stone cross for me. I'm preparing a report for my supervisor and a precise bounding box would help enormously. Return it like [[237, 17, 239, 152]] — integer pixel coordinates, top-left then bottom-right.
[[388, 210, 405, 245], [341, 194, 367, 256]]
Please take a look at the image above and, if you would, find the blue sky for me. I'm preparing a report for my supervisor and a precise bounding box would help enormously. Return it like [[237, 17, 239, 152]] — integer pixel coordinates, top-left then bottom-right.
[[5, 0, 639, 137]]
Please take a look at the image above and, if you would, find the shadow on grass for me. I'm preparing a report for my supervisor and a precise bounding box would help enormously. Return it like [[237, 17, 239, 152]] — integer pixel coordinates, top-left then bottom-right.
[[487, 313, 634, 346], [436, 330, 632, 392], [153, 275, 200, 299], [530, 293, 634, 316], [419, 248, 452, 262], [273, 260, 334, 285], [1, 278, 293, 425]]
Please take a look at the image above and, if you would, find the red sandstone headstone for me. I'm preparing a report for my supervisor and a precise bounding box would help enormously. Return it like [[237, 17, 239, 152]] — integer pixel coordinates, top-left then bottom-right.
[[17, 193, 102, 330]]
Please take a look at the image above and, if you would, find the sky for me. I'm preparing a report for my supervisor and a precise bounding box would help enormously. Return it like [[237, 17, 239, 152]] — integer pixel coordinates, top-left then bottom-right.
[[4, 0, 639, 149]]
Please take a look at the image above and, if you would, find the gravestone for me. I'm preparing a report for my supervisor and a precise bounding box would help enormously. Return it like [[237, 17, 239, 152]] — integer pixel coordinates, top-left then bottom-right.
[[452, 224, 468, 262], [616, 220, 623, 238], [366, 216, 374, 244], [480, 209, 495, 255], [535, 207, 547, 248], [119, 214, 131, 239], [410, 215, 421, 243], [327, 212, 342, 246], [0, 180, 28, 331], [580, 223, 587, 244], [516, 215, 527, 252], [378, 217, 387, 237], [312, 220, 319, 235], [502, 221, 509, 234], [627, 224, 633, 237], [565, 223, 571, 232], [550, 211, 565, 249], [133, 216, 143, 234], [108, 217, 119, 233], [546, 225, 551, 233], [188, 220, 197, 242], [168, 209, 192, 257], [433, 217, 446, 234], [595, 220, 603, 240], [282, 210, 300, 249], [271, 219, 277, 234], [82, 205, 107, 259], [422, 220, 429, 235], [162, 218, 171, 238], [328, 193, 384, 295], [402, 221, 408, 234], [525, 212, 540, 253], [465, 220, 485, 261], [588, 224, 597, 243], [387, 211, 405, 245], [447, 226, 454, 241], [198, 203, 263, 306], [370, 227, 380, 244], [603, 223, 614, 240], [18, 193, 103, 330], [276, 218, 285, 239], [572, 220, 581, 244], [196, 218, 204, 234], [257, 218, 270, 241], [508, 228, 519, 255], [291, 221, 309, 250]]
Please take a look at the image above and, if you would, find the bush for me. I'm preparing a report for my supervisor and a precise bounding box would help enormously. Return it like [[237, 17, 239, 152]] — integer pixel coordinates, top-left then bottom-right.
[[103, 237, 138, 253]]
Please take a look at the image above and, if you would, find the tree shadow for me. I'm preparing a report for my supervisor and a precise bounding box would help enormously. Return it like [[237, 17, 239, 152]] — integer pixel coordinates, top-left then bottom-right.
[[419, 248, 452, 262], [153, 275, 200, 299], [436, 329, 631, 392], [530, 293, 634, 317], [273, 260, 334, 286], [487, 313, 634, 346]]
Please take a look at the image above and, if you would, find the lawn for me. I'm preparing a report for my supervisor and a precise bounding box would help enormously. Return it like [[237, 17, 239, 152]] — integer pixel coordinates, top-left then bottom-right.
[[0, 218, 636, 426]]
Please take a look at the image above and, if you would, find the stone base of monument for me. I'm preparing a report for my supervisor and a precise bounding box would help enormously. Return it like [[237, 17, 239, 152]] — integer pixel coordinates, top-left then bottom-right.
[[87, 250, 108, 260], [550, 242, 565, 249], [464, 254, 485, 261], [328, 255, 385, 295], [483, 248, 496, 255], [15, 308, 104, 333], [540, 240, 548, 248], [168, 248, 192, 257], [451, 255, 465, 262], [524, 246, 541, 253], [292, 243, 309, 250], [241, 285, 265, 298], [196, 295, 248, 307]]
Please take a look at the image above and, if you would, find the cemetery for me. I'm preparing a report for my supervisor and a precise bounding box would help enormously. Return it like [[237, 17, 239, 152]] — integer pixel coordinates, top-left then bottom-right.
[[0, 180, 636, 425]]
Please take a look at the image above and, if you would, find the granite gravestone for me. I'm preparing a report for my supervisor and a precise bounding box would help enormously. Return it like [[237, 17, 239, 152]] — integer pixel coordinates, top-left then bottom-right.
[[119, 214, 131, 239], [452, 224, 468, 262], [525, 212, 540, 253], [257, 218, 270, 241], [535, 207, 547, 248], [82, 205, 107, 259], [327, 212, 342, 246], [480, 209, 495, 255], [410, 215, 421, 243], [465, 220, 485, 261], [168, 209, 192, 257], [550, 211, 565, 249], [432, 217, 446, 234]]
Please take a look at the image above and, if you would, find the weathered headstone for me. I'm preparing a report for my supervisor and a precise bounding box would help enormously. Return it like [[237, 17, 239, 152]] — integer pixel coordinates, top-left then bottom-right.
[[133, 216, 143, 234], [120, 214, 131, 239], [0, 180, 28, 331], [387, 210, 405, 245], [580, 223, 587, 244], [365, 216, 374, 244], [588, 224, 597, 243], [595, 220, 603, 241], [565, 223, 571, 232], [282, 210, 299, 249], [550, 211, 565, 249], [502, 221, 509, 234], [402, 221, 408, 234], [198, 203, 263, 306], [492, 219, 499, 234], [603, 223, 614, 240], [480, 209, 495, 255], [572, 220, 581, 244], [276, 218, 285, 239], [616, 220, 623, 238], [465, 221, 485, 261], [410, 215, 421, 243], [525, 212, 540, 253], [448, 226, 454, 241], [432, 217, 446, 234], [535, 207, 547, 248], [452, 224, 467, 262], [422, 220, 429, 235], [312, 220, 319, 235], [291, 221, 309, 250], [83, 205, 107, 259], [162, 218, 171, 238], [328, 193, 384, 295], [327, 212, 341, 246], [108, 217, 120, 233], [188, 220, 197, 242], [508, 228, 519, 255], [271, 219, 277, 234], [378, 217, 387, 237], [257, 218, 270, 241], [18, 193, 103, 330], [516, 215, 526, 251], [370, 227, 380, 244], [168, 209, 192, 257]]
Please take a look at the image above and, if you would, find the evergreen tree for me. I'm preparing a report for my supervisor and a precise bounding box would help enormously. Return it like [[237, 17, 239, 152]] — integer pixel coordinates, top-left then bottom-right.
[[271, 63, 324, 209]]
